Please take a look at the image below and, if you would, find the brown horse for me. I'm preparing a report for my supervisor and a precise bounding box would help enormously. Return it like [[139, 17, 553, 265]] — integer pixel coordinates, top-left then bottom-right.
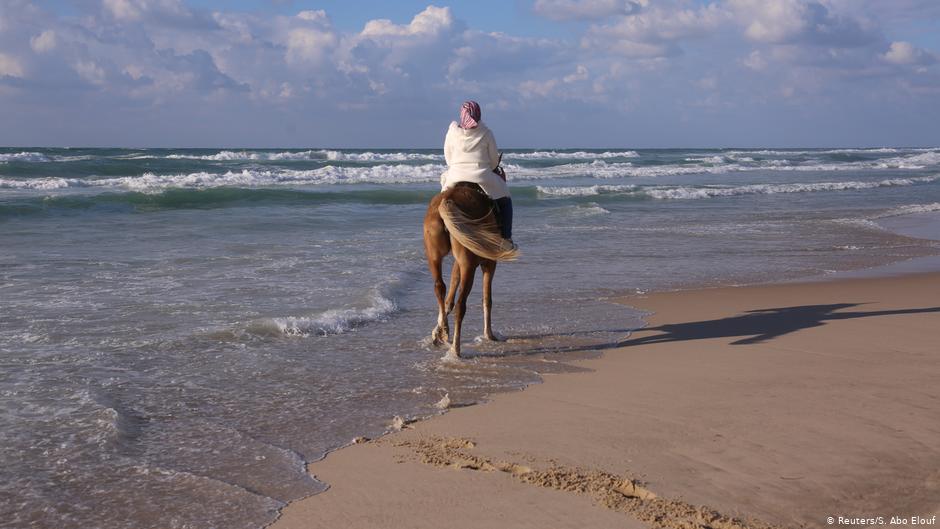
[[423, 183, 519, 358]]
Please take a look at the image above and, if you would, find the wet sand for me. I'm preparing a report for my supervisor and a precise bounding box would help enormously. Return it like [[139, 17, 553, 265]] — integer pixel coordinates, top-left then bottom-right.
[[271, 271, 940, 529]]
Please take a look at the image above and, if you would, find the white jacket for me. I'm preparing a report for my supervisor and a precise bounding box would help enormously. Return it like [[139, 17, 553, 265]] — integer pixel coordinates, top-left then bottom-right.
[[440, 121, 510, 199]]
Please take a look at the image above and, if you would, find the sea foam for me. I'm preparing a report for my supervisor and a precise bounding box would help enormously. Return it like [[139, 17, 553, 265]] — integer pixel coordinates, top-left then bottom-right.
[[505, 150, 639, 160], [0, 177, 82, 189], [160, 150, 446, 162], [0, 152, 51, 163], [537, 175, 940, 200], [251, 293, 397, 337], [92, 165, 447, 191], [872, 202, 940, 219]]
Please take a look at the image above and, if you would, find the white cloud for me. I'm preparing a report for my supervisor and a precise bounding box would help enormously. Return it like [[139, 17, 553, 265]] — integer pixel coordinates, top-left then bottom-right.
[[103, 0, 143, 21], [533, 0, 645, 21], [286, 28, 337, 64], [102, 0, 204, 26], [30, 30, 57, 53], [728, 0, 807, 43], [284, 10, 337, 65], [563, 64, 589, 82], [727, 0, 877, 47], [360, 6, 453, 38], [519, 78, 559, 98], [883, 41, 915, 64], [0, 52, 24, 78], [583, 2, 729, 57], [73, 60, 106, 85], [741, 49, 766, 70], [296, 10, 328, 23], [882, 41, 934, 65]]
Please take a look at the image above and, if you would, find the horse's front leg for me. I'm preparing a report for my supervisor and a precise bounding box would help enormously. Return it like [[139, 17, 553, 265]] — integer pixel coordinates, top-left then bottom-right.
[[428, 255, 449, 345], [481, 261, 499, 341]]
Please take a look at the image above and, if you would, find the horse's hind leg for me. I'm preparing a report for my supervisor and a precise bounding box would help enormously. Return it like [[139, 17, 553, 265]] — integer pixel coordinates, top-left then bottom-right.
[[445, 260, 459, 316], [424, 195, 451, 346], [481, 260, 499, 341], [449, 258, 477, 358]]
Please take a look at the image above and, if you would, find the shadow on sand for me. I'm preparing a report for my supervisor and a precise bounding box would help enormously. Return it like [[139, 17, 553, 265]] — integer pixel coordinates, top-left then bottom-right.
[[626, 303, 940, 347], [463, 303, 940, 359]]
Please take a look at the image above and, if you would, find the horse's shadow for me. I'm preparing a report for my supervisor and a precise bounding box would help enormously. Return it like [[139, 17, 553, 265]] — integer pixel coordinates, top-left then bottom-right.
[[459, 303, 940, 359]]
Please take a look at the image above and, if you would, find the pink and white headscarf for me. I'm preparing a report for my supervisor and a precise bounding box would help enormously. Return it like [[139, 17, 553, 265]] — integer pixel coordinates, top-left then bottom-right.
[[459, 100, 481, 129]]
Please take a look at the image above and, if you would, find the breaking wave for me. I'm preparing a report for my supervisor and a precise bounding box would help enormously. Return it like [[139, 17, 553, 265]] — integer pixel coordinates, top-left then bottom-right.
[[247, 293, 397, 337], [162, 150, 445, 162], [871, 202, 940, 219], [0, 152, 51, 163], [505, 150, 639, 160], [0, 177, 81, 189], [537, 184, 638, 197], [537, 175, 940, 200], [165, 150, 328, 161], [0, 164, 448, 191]]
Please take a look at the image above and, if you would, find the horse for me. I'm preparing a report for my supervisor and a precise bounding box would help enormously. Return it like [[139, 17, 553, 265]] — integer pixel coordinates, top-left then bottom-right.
[[423, 183, 519, 358]]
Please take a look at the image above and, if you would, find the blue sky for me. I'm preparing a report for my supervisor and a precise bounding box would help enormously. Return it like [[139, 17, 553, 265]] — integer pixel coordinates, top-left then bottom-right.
[[2, 0, 939, 147]]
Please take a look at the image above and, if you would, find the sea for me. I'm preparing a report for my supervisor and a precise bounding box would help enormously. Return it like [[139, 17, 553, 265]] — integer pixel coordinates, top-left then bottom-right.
[[2, 146, 939, 529]]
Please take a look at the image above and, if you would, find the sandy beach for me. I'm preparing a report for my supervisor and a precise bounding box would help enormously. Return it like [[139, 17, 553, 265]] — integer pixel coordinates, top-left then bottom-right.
[[272, 271, 940, 529]]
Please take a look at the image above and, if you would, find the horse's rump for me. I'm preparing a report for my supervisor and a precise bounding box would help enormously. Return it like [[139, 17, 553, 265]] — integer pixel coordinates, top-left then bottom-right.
[[438, 184, 518, 262]]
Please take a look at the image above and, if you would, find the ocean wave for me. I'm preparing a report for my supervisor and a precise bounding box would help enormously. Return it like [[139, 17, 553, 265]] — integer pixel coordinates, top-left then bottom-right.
[[0, 177, 83, 189], [143, 150, 445, 162], [564, 203, 611, 217], [871, 202, 940, 219], [323, 150, 443, 162], [133, 149, 643, 163], [0, 164, 444, 192], [645, 177, 938, 199], [725, 147, 937, 156], [873, 151, 940, 169], [248, 293, 397, 337], [526, 150, 940, 178], [4, 148, 940, 195], [504, 150, 639, 160], [538, 175, 939, 200], [537, 184, 637, 197], [163, 150, 329, 161], [0, 152, 51, 163]]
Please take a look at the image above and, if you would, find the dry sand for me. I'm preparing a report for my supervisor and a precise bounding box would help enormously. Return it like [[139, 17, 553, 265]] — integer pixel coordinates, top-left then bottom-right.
[[271, 272, 940, 529]]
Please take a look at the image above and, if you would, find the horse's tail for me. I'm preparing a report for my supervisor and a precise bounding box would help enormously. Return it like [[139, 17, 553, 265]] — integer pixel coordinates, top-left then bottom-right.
[[438, 199, 520, 262]]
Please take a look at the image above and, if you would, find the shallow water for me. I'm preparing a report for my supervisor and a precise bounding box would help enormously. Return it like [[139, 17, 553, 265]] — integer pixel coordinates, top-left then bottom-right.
[[1, 147, 939, 528]]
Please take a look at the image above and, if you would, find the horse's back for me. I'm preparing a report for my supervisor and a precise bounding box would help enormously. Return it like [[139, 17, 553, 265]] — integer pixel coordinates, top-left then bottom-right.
[[442, 184, 494, 220]]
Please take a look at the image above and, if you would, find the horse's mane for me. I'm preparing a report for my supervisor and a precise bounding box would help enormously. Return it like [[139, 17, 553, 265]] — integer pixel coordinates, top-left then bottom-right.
[[438, 187, 519, 262]]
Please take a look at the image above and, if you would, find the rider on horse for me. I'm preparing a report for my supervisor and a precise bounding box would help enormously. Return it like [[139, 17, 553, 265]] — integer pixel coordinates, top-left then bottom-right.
[[440, 101, 515, 251]]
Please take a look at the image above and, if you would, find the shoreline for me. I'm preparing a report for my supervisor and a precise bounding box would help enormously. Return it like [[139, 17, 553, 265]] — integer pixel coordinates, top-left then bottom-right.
[[267, 211, 940, 529]]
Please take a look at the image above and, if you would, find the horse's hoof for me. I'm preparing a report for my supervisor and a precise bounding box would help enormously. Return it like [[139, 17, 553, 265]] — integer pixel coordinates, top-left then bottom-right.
[[484, 332, 504, 342], [431, 327, 450, 346], [444, 348, 461, 361]]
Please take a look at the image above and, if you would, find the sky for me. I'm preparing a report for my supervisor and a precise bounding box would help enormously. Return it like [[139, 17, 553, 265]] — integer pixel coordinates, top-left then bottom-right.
[[1, 0, 939, 148]]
